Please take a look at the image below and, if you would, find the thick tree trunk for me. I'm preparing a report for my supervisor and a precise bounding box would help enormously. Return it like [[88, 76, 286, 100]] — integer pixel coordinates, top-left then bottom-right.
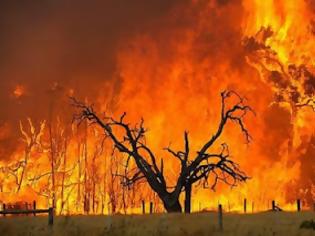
[[184, 184, 192, 213], [163, 198, 182, 213]]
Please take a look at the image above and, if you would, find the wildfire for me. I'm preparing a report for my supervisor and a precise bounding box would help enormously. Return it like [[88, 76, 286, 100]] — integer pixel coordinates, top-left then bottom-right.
[[0, 0, 314, 215]]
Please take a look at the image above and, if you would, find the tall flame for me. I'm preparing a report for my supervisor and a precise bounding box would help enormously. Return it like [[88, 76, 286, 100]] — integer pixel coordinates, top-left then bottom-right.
[[0, 0, 314, 214]]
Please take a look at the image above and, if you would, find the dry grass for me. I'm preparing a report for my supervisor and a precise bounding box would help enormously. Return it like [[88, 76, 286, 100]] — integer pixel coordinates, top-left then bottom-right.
[[0, 211, 315, 236]]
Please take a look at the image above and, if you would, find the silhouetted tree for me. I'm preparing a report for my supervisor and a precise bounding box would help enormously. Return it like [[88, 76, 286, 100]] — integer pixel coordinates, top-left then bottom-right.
[[72, 90, 253, 213]]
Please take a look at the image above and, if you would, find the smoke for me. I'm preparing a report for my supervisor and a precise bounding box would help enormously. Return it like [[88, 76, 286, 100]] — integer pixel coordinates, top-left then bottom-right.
[[0, 0, 250, 159], [0, 0, 314, 208], [0, 0, 291, 158], [0, 0, 188, 158]]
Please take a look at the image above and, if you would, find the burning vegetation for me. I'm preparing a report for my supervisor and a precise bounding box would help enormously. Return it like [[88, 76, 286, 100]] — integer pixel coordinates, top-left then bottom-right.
[[0, 0, 314, 214], [71, 90, 252, 213]]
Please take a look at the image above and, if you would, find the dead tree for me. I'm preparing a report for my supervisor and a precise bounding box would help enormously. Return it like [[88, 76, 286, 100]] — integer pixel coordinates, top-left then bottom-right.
[[72, 90, 252, 213], [17, 119, 45, 192], [47, 122, 56, 210], [83, 120, 90, 214], [108, 155, 120, 214], [90, 130, 105, 214], [76, 142, 82, 212], [60, 136, 68, 215]]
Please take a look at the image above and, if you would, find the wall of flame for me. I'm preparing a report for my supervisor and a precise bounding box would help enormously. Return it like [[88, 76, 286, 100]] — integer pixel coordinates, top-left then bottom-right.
[[0, 0, 314, 214]]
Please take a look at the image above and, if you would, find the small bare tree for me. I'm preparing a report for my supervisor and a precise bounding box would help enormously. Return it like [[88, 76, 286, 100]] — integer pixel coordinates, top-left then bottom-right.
[[72, 90, 253, 213], [16, 119, 45, 192]]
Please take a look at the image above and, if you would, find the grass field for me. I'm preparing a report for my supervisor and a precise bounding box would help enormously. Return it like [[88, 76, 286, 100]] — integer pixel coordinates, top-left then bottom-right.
[[0, 211, 315, 236]]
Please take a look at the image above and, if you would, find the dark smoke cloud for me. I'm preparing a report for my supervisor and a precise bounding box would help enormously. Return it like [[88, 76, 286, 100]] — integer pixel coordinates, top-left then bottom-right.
[[0, 0, 297, 168], [0, 0, 188, 159]]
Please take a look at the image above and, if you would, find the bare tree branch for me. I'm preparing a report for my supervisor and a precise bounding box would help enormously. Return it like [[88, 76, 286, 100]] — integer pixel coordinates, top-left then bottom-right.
[[71, 90, 252, 213]]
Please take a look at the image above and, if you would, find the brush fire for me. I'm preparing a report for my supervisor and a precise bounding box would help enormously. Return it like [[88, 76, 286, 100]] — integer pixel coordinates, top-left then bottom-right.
[[0, 0, 314, 222]]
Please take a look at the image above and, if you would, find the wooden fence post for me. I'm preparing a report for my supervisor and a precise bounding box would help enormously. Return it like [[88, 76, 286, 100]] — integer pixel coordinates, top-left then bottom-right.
[[244, 198, 247, 213], [33, 201, 36, 216], [272, 200, 275, 211], [48, 208, 54, 225], [150, 202, 153, 214], [25, 202, 28, 216], [218, 204, 223, 231], [3, 204, 6, 217], [142, 200, 145, 214], [297, 199, 301, 212]]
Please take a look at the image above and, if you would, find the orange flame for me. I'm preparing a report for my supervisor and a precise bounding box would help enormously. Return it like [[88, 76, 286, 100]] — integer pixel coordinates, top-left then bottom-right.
[[0, 0, 314, 214]]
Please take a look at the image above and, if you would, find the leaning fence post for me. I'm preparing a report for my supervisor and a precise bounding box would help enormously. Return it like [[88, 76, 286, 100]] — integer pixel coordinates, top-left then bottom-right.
[[33, 201, 36, 216], [150, 202, 153, 214], [48, 208, 54, 225], [297, 199, 301, 212], [244, 198, 247, 213], [142, 200, 145, 214], [218, 204, 223, 231]]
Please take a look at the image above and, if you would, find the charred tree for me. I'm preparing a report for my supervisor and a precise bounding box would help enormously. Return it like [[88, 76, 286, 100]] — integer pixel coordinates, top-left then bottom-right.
[[60, 136, 68, 215], [48, 124, 56, 210], [72, 90, 252, 213], [76, 142, 82, 212], [83, 120, 90, 214], [17, 119, 45, 192], [108, 156, 120, 214]]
